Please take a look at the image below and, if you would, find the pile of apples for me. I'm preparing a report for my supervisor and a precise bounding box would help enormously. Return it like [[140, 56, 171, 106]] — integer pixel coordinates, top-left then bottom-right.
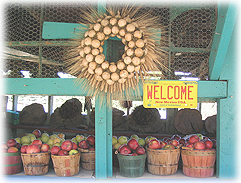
[[146, 135, 181, 150], [3, 138, 21, 153], [50, 140, 79, 156], [112, 135, 145, 156], [182, 134, 216, 150], [77, 135, 95, 151]]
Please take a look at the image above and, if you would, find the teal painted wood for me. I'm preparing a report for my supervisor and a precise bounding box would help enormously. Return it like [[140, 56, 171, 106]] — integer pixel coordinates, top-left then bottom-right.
[[42, 22, 88, 39], [216, 9, 237, 178], [3, 78, 227, 99], [209, 3, 238, 80]]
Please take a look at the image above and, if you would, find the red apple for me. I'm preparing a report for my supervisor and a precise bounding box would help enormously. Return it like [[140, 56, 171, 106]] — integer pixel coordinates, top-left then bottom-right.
[[170, 139, 179, 146], [203, 136, 210, 141], [32, 129, 42, 138], [179, 138, 186, 145], [61, 140, 73, 151], [72, 142, 78, 150], [135, 146, 145, 155], [78, 140, 90, 149], [127, 139, 139, 150], [171, 134, 181, 141], [194, 141, 206, 150], [8, 147, 18, 153], [6, 139, 17, 148], [131, 153, 138, 156], [26, 144, 40, 154], [189, 135, 200, 144], [119, 145, 131, 155], [58, 150, 69, 156], [89, 147, 95, 151], [32, 139, 42, 147], [86, 135, 95, 146], [41, 144, 50, 152], [186, 143, 194, 148], [149, 139, 161, 149], [21, 145, 28, 153], [205, 140, 213, 149], [50, 146, 61, 155], [160, 141, 167, 149]]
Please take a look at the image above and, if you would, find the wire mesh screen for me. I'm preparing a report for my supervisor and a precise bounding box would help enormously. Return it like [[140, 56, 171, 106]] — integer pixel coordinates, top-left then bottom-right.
[[3, 3, 217, 80]]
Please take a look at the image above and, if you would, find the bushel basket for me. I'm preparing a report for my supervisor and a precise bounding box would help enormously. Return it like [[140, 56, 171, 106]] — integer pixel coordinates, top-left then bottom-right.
[[4, 152, 22, 175], [21, 152, 50, 175], [146, 147, 180, 175], [51, 152, 81, 177], [181, 149, 216, 178], [79, 148, 95, 171]]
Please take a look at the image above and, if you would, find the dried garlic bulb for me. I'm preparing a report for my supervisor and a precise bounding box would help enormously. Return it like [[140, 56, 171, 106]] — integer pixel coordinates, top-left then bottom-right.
[[103, 26, 112, 35], [94, 23, 101, 32], [117, 61, 125, 70], [109, 63, 117, 72], [97, 32, 105, 41], [101, 19, 109, 26], [79, 49, 85, 57], [95, 54, 105, 64], [84, 46, 91, 54], [125, 33, 133, 42], [136, 39, 145, 48], [126, 23, 135, 32], [128, 41, 135, 48], [120, 70, 128, 78], [126, 49, 134, 56], [118, 78, 126, 83], [86, 54, 94, 62], [101, 61, 109, 70], [88, 30, 96, 37], [95, 74, 103, 81], [92, 39, 101, 48], [92, 48, 100, 56], [135, 48, 144, 57], [127, 64, 135, 73], [99, 46, 104, 53], [134, 30, 142, 38], [82, 59, 88, 67], [89, 61, 97, 70], [107, 79, 114, 85], [124, 56, 132, 65], [119, 29, 126, 37], [110, 18, 117, 25], [102, 72, 111, 80], [112, 26, 119, 35], [111, 73, 119, 81], [84, 31, 89, 37], [95, 67, 103, 75], [84, 37, 92, 46], [118, 19, 127, 27], [88, 68, 94, 74], [132, 57, 141, 66]]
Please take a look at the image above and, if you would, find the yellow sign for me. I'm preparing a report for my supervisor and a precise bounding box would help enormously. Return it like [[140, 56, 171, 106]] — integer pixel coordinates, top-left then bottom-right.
[[143, 80, 198, 108]]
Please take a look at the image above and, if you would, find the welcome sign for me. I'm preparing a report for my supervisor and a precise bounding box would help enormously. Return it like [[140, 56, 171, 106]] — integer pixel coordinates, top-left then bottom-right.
[[143, 80, 198, 108]]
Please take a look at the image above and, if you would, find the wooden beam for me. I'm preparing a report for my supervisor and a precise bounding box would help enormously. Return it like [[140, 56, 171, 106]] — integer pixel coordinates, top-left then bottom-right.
[[209, 3, 238, 80], [3, 78, 227, 99]]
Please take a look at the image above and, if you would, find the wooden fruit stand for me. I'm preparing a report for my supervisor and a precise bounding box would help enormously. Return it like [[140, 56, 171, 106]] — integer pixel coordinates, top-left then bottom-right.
[[3, 0, 238, 180]]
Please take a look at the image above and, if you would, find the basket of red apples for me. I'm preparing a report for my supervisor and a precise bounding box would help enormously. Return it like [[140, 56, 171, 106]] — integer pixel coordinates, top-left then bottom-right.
[[20, 139, 50, 175], [50, 140, 80, 177], [116, 139, 146, 178], [146, 135, 181, 176], [181, 134, 216, 178], [78, 135, 95, 171], [3, 138, 22, 175]]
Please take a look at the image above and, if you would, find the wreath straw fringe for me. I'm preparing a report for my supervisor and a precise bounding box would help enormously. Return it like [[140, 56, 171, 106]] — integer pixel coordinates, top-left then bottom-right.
[[65, 4, 169, 106]]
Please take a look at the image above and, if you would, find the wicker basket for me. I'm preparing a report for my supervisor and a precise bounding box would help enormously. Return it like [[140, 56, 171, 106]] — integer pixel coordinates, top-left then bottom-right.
[[146, 147, 180, 175], [181, 149, 216, 178], [79, 148, 95, 170], [4, 152, 22, 175], [51, 152, 81, 177], [21, 152, 50, 175]]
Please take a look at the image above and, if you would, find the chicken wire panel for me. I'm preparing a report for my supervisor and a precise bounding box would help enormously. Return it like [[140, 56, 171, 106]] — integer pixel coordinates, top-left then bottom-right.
[[4, 3, 217, 80]]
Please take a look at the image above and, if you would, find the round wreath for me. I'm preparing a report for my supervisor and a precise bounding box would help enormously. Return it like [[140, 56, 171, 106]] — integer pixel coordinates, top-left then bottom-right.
[[66, 5, 167, 98]]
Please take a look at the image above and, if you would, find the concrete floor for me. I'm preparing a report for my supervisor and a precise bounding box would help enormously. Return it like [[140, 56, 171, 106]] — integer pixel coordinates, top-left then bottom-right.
[[4, 167, 233, 183]]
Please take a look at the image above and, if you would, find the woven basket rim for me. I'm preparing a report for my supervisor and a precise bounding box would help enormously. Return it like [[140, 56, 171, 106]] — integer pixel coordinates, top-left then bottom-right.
[[181, 148, 216, 156], [146, 147, 180, 153], [51, 152, 81, 158]]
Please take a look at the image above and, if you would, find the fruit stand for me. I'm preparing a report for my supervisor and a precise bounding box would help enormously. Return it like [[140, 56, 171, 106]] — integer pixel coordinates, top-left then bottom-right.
[[2, 0, 238, 181]]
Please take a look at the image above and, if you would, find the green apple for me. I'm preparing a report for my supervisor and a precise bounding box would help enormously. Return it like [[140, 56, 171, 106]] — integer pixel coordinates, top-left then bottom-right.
[[29, 136, 36, 142], [197, 133, 203, 140], [112, 136, 118, 145], [118, 136, 128, 145], [15, 137, 21, 144], [42, 133, 49, 137], [20, 136, 31, 144], [76, 134, 85, 142], [27, 133, 35, 137], [130, 134, 139, 140], [69, 149, 79, 155], [138, 138, 145, 146], [41, 135, 50, 143], [113, 142, 121, 150], [54, 142, 61, 146], [71, 137, 78, 144], [50, 134, 58, 140], [47, 139, 54, 146]]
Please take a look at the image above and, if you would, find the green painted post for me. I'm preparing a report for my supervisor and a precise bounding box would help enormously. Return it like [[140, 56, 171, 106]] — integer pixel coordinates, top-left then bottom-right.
[[94, 0, 113, 179], [216, 8, 237, 178]]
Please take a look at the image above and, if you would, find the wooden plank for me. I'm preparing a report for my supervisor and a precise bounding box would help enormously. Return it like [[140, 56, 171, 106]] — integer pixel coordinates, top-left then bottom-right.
[[3, 78, 227, 99], [42, 22, 88, 39], [209, 3, 238, 80]]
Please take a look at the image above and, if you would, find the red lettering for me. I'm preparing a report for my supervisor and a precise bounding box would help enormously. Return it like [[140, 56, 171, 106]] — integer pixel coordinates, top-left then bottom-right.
[[160, 86, 166, 99], [154, 85, 159, 99], [188, 86, 193, 99], [147, 85, 152, 99], [181, 86, 187, 99], [167, 86, 173, 99], [174, 86, 180, 99]]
